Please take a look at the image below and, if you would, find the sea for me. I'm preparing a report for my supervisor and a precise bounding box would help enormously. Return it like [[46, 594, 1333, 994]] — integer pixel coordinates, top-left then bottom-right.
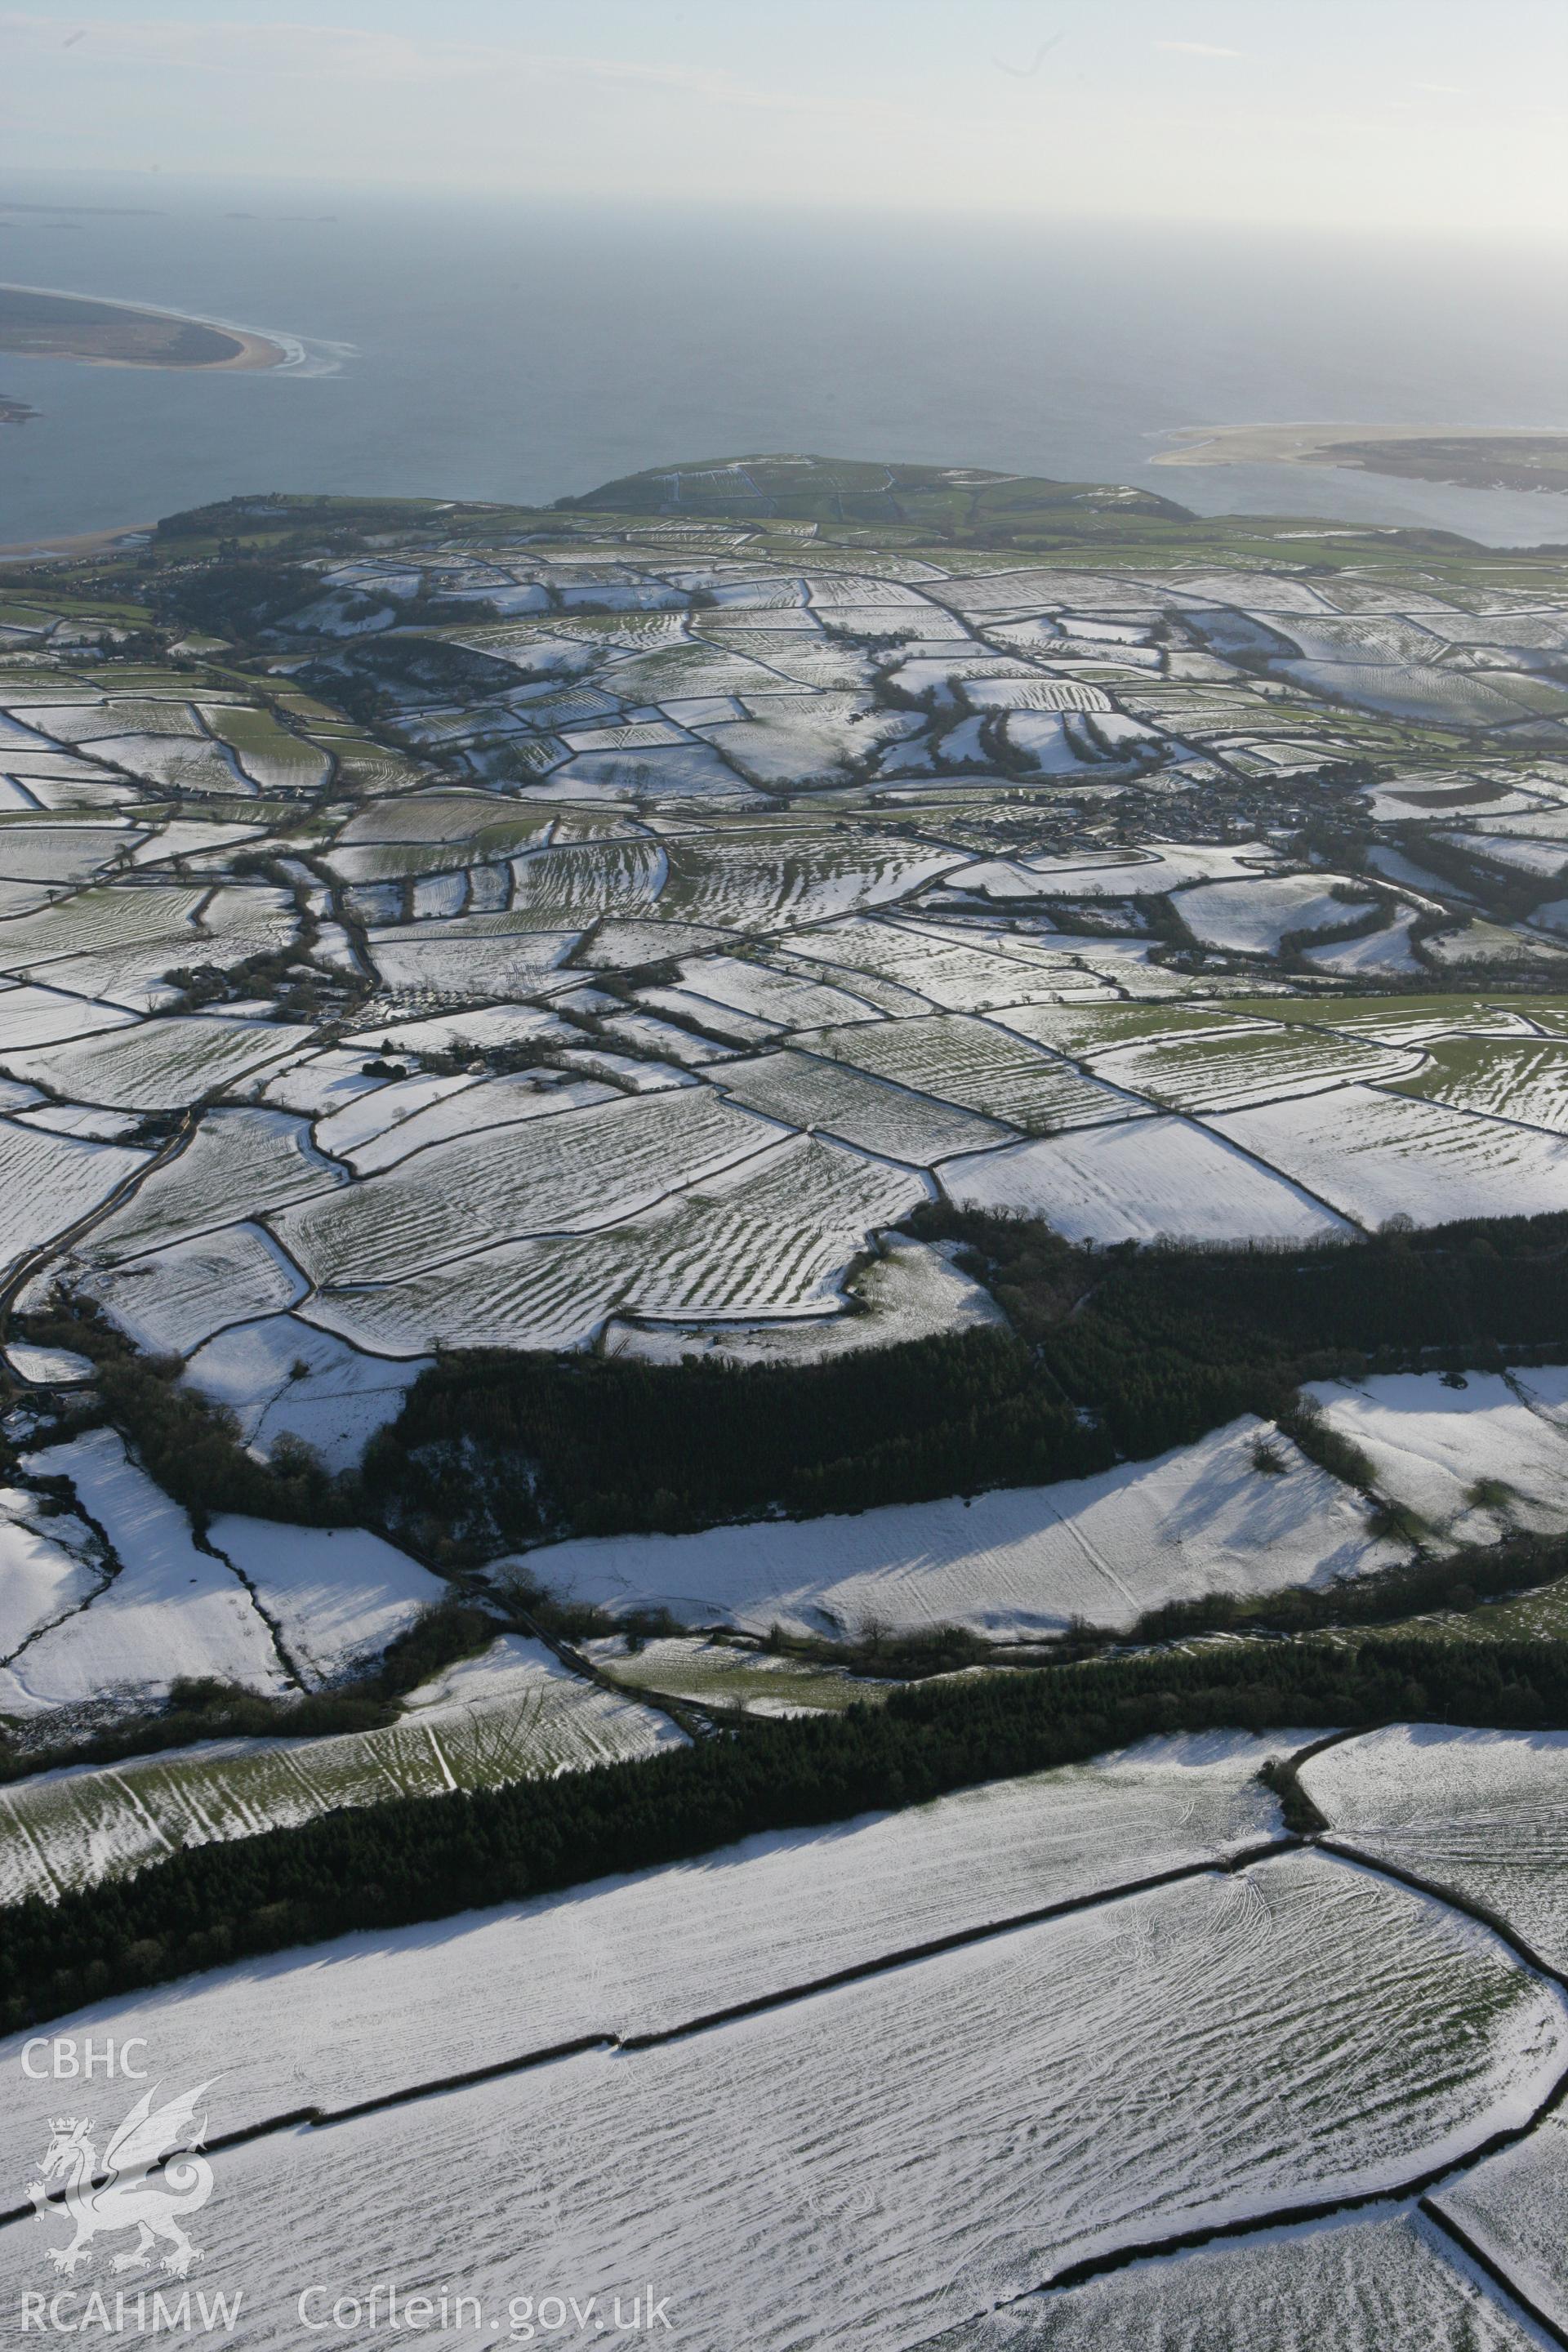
[[3, 170, 1568, 550]]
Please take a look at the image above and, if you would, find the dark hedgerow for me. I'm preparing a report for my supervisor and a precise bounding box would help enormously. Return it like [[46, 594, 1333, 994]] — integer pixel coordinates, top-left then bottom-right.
[[6, 1631, 1568, 2033], [0, 1606, 500, 1788]]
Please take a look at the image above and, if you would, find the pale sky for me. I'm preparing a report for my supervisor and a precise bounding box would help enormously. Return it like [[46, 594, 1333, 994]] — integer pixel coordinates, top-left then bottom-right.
[[5, 0, 1568, 237]]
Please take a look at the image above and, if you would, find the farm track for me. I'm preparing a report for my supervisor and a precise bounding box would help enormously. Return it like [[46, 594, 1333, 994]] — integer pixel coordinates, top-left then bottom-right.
[[0, 1105, 199, 1343]]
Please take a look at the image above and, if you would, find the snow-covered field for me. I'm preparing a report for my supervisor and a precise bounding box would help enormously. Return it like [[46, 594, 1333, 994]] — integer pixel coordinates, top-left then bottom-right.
[[716, 1045, 1011, 1160], [940, 1112, 1348, 1243], [16, 496, 1568, 2341], [969, 2207, 1548, 2350], [360, 916, 577, 996], [0, 1431, 290, 1715], [1304, 1372, 1568, 1545], [76, 1219, 306, 1353], [180, 1312, 429, 1472], [0, 1482, 105, 1655], [1303, 1724, 1568, 1967], [7, 1851, 1552, 2350], [272, 1086, 773, 1285], [800, 1011, 1145, 1132], [1279, 657, 1549, 727], [1389, 1038, 1568, 1134], [0, 1116, 146, 1274], [0, 1730, 1293, 2169], [0, 883, 205, 969], [207, 1517, 445, 1686], [0, 979, 138, 1050], [75, 1107, 345, 1262], [300, 1129, 926, 1352], [526, 1415, 1401, 1638], [1206, 1087, 1568, 1227], [791, 918, 1083, 1013], [1435, 2114, 1568, 2337], [4, 1012, 312, 1110], [676, 951, 886, 1030], [394, 1632, 688, 1778], [1086, 1022, 1423, 1111], [1175, 875, 1383, 955], [323, 1070, 612, 1174], [603, 1232, 1005, 1367]]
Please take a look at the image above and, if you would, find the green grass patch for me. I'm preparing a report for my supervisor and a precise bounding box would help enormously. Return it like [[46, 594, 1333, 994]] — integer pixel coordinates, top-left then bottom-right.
[[597, 1634, 889, 1717]]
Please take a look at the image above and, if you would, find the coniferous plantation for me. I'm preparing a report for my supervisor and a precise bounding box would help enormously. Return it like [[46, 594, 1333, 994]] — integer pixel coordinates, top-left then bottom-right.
[[13, 1207, 1568, 1558], [362, 1207, 1568, 1553], [7, 1628, 1568, 2034]]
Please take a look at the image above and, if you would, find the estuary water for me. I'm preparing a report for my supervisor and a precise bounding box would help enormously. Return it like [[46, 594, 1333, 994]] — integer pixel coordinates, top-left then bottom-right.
[[3, 171, 1568, 548]]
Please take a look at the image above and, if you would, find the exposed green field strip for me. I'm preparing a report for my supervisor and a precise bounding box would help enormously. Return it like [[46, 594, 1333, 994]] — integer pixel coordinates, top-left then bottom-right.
[[597, 1636, 889, 1716], [198, 704, 330, 792], [1348, 1573, 1568, 1648], [792, 1011, 1135, 1132], [996, 1001, 1269, 1055], [1224, 994, 1568, 1035], [0, 1672, 676, 1905], [1383, 1038, 1568, 1134], [335, 792, 550, 846], [1085, 1024, 1424, 1111]]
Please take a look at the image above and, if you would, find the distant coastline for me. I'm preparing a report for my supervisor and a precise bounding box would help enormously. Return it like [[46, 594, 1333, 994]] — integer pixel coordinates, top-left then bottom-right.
[[0, 283, 290, 372], [1153, 421, 1568, 496]]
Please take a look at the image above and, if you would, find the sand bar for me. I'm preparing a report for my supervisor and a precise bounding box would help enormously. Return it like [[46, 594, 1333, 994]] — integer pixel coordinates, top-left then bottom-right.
[[0, 283, 289, 372], [1153, 421, 1567, 467]]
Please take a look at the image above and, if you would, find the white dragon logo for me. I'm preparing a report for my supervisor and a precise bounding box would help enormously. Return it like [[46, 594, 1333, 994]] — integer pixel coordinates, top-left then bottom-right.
[[29, 2081, 217, 2278]]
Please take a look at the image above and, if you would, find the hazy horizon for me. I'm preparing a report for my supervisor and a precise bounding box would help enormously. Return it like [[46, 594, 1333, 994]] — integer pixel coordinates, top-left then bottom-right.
[[5, 0, 1568, 238]]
